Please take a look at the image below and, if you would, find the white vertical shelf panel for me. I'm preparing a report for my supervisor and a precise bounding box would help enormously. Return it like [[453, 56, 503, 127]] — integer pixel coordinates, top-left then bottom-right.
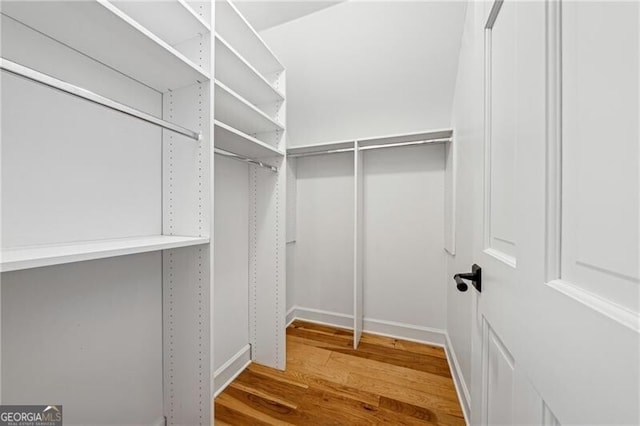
[[353, 142, 364, 348], [163, 245, 211, 425], [163, 82, 211, 238], [275, 70, 287, 152], [160, 3, 214, 421], [162, 83, 213, 425], [1, 0, 210, 92], [286, 159, 298, 243], [249, 159, 286, 370]]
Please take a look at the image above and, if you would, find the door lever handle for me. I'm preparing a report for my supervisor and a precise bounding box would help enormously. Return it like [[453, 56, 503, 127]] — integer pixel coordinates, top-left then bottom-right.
[[454, 264, 482, 293]]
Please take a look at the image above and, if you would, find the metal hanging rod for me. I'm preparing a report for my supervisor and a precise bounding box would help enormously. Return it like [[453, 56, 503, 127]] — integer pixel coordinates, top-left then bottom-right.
[[287, 147, 355, 158], [358, 138, 452, 151], [0, 58, 201, 141], [214, 148, 278, 172]]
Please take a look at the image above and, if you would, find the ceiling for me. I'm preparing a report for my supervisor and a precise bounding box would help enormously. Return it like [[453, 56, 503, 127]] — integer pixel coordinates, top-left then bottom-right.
[[254, 1, 468, 145], [233, 1, 345, 32]]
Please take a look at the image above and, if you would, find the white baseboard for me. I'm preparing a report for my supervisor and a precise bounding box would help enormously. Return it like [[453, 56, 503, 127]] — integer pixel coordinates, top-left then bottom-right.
[[291, 306, 445, 346], [445, 333, 471, 425], [290, 306, 353, 329], [363, 317, 446, 346], [213, 344, 251, 398]]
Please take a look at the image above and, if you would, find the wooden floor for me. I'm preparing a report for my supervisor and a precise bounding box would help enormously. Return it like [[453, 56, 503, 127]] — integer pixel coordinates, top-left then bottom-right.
[[214, 320, 465, 425]]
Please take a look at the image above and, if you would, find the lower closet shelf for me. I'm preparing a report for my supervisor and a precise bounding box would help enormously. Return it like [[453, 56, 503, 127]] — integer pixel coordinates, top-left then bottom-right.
[[0, 235, 209, 272]]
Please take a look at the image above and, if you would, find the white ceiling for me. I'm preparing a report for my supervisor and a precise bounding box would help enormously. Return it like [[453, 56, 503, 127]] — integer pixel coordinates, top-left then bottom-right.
[[233, 1, 345, 32]]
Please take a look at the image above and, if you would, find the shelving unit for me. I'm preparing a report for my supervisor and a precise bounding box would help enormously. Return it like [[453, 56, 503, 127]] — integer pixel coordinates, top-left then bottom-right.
[[1, 0, 210, 92], [213, 0, 287, 392], [216, 34, 285, 108], [1, 1, 214, 424], [214, 79, 284, 141], [0, 235, 209, 273]]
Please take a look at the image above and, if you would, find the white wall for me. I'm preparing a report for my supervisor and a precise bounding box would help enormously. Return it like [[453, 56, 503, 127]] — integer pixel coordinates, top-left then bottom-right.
[[214, 157, 249, 370], [292, 153, 354, 315], [2, 253, 163, 425], [267, 1, 467, 340], [261, 1, 467, 146], [363, 144, 446, 330], [446, 0, 486, 415]]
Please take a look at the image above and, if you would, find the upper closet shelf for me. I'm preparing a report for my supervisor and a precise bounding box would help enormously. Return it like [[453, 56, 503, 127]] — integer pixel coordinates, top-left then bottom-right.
[[287, 140, 355, 157], [1, 0, 210, 92], [215, 80, 285, 135], [0, 235, 209, 273], [111, 0, 210, 46], [215, 120, 284, 160], [215, 0, 284, 77], [287, 129, 454, 156], [358, 129, 453, 148], [215, 34, 285, 106]]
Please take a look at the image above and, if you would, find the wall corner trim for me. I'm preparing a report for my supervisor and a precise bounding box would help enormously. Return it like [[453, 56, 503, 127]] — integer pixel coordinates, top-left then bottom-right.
[[213, 344, 252, 397], [286, 306, 297, 327]]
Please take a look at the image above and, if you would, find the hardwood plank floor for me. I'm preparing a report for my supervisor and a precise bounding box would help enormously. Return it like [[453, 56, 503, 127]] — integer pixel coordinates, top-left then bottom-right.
[[214, 320, 465, 425]]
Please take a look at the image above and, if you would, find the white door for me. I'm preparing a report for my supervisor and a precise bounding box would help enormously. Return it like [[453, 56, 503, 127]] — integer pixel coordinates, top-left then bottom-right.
[[468, 1, 640, 424]]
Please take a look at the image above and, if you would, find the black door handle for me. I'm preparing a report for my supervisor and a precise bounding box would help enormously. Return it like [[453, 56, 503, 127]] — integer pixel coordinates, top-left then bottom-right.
[[454, 264, 481, 293]]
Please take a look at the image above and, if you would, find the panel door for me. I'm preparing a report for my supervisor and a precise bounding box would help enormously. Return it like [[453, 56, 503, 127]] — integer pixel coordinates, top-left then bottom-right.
[[471, 1, 639, 424]]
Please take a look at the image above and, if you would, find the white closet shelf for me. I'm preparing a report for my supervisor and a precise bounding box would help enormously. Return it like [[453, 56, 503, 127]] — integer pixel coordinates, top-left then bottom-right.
[[215, 0, 284, 77], [215, 34, 285, 107], [357, 129, 453, 148], [215, 80, 285, 136], [0, 235, 209, 273], [215, 120, 284, 159], [111, 0, 210, 47], [1, 0, 209, 92], [287, 129, 454, 156], [287, 140, 355, 156]]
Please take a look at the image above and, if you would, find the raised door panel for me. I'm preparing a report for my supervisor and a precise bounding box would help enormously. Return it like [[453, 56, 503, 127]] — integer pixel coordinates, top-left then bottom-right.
[[483, 324, 515, 425], [561, 1, 640, 315]]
